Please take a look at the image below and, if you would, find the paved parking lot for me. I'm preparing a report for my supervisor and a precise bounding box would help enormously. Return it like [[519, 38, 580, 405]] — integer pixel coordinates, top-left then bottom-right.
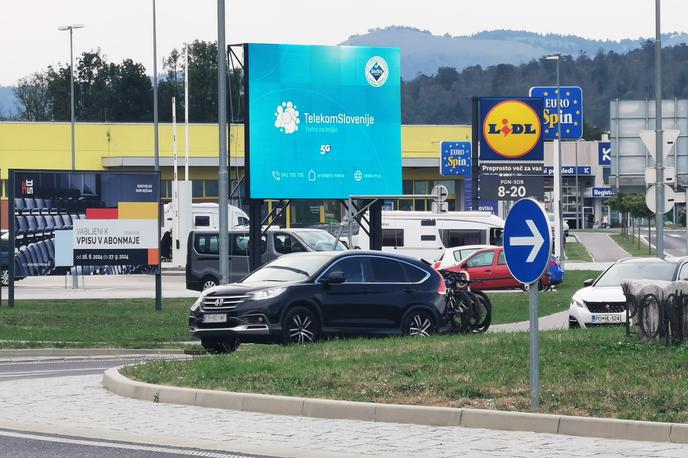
[[2, 274, 197, 300], [1, 374, 687, 457]]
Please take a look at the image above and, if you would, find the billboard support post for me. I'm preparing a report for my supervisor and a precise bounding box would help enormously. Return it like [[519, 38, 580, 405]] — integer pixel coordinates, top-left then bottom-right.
[[8, 170, 14, 308], [248, 200, 262, 271]]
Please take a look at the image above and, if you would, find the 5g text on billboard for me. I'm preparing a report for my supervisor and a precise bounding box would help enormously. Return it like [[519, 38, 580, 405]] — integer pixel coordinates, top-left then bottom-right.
[[479, 98, 544, 162]]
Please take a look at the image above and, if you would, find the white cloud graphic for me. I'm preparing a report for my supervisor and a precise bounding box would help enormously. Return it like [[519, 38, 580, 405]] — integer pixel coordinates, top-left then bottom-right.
[[274, 101, 300, 134]]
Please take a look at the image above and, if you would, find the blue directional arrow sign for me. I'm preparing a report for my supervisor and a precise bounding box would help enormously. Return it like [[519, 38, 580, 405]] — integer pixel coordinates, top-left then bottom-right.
[[504, 198, 552, 285]]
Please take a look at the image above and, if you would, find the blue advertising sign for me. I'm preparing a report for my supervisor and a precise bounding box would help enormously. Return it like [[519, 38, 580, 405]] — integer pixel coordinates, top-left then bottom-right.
[[528, 86, 583, 139], [544, 166, 592, 176], [598, 142, 611, 166], [440, 141, 471, 176], [592, 187, 614, 198], [479, 97, 544, 162], [504, 198, 552, 285], [247, 44, 401, 199], [477, 201, 498, 214]]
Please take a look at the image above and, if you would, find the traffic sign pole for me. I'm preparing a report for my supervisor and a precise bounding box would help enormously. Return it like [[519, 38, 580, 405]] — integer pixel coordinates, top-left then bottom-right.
[[655, 0, 664, 258], [504, 198, 550, 410], [529, 281, 539, 409]]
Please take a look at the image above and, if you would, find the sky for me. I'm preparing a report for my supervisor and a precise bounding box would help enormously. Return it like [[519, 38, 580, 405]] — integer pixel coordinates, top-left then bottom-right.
[[1, 0, 686, 85]]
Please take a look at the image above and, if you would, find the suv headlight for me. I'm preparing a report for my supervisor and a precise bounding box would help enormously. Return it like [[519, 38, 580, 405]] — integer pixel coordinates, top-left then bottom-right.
[[250, 287, 287, 301], [571, 297, 586, 309]]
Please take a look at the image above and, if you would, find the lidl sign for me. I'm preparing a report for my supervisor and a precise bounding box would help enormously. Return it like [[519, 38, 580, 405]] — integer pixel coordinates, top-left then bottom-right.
[[479, 98, 544, 162]]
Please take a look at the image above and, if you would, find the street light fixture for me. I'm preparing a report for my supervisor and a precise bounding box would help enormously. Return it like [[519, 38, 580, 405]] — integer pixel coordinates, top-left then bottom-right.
[[57, 24, 84, 171], [545, 53, 564, 266]]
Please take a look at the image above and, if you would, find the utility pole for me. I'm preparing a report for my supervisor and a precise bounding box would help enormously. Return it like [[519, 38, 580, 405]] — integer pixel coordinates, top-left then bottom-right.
[[217, 0, 229, 284], [654, 0, 664, 257], [153, 0, 162, 310]]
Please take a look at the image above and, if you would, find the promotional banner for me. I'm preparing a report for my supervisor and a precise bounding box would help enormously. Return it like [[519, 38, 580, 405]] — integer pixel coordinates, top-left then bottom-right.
[[479, 97, 544, 162], [528, 86, 583, 139], [247, 43, 402, 199], [10, 170, 160, 277]]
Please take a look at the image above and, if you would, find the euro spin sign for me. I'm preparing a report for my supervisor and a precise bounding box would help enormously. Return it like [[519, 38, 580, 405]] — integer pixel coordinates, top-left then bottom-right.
[[479, 98, 544, 162]]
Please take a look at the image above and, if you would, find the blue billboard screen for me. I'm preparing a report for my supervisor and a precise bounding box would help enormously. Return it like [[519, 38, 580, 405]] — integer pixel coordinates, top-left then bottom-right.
[[247, 44, 402, 199]]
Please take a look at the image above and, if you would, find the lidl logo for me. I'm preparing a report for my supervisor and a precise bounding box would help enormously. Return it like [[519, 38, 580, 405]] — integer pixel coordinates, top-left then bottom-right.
[[479, 98, 544, 162]]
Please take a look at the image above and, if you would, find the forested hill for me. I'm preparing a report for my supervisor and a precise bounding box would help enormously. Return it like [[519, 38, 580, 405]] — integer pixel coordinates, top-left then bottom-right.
[[342, 27, 688, 79], [402, 40, 688, 132]]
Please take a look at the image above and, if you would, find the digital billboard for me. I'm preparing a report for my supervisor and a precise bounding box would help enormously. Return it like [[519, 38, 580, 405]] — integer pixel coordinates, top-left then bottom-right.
[[479, 97, 544, 162], [247, 43, 402, 199], [10, 170, 160, 277]]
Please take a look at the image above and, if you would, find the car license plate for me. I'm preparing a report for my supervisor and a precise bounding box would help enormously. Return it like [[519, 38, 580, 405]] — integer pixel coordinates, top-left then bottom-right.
[[591, 314, 622, 324], [203, 314, 227, 324]]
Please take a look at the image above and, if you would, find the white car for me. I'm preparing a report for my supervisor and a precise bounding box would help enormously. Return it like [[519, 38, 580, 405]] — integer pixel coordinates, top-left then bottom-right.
[[432, 244, 496, 270], [568, 257, 686, 328]]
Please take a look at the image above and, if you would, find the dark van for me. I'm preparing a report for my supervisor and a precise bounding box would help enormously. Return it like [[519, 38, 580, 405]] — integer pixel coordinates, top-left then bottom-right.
[[186, 228, 346, 291]]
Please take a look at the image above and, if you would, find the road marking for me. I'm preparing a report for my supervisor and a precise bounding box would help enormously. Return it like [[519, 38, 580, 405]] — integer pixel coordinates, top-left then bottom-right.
[[509, 219, 544, 262], [0, 429, 254, 457], [0, 367, 115, 378]]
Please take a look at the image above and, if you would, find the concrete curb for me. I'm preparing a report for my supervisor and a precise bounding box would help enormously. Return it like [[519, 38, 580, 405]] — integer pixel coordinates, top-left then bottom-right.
[[103, 367, 686, 445], [0, 348, 185, 358]]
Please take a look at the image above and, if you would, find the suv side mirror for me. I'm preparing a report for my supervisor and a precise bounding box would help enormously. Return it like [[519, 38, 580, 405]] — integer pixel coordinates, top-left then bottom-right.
[[583, 279, 593, 287], [322, 271, 345, 285]]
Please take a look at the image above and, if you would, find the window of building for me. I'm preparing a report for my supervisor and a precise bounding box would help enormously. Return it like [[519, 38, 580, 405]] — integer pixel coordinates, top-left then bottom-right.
[[192, 180, 204, 198], [204, 180, 219, 197]]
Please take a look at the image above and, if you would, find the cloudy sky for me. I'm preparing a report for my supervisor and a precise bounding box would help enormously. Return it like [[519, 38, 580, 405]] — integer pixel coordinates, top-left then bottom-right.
[[1, 0, 685, 85]]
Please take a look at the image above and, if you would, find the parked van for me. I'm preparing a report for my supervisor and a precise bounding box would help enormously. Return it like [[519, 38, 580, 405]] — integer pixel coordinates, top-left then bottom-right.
[[163, 202, 249, 234], [353, 211, 504, 261], [186, 228, 346, 291]]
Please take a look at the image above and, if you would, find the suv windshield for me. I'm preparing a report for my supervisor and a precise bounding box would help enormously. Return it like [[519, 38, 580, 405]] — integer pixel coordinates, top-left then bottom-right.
[[595, 262, 677, 287], [242, 254, 333, 283], [296, 231, 346, 251]]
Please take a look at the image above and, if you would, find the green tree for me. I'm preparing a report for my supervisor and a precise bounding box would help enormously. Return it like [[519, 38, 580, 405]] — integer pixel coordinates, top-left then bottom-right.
[[14, 73, 51, 121]]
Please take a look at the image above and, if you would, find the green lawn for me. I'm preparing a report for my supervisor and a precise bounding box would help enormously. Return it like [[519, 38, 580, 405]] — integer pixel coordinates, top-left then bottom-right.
[[489, 270, 600, 325], [610, 233, 654, 257], [563, 241, 592, 262], [0, 298, 195, 348], [124, 326, 688, 423]]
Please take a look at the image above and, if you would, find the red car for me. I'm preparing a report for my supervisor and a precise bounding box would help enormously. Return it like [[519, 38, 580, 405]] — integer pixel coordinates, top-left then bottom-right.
[[444, 246, 554, 290]]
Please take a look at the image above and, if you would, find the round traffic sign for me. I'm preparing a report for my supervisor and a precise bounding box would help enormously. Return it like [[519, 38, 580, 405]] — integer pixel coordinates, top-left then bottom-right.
[[645, 184, 675, 215], [431, 185, 449, 202], [503, 198, 551, 285]]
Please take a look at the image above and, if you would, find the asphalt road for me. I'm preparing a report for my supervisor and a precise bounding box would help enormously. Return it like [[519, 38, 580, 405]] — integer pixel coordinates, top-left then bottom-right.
[[0, 357, 181, 381], [574, 232, 630, 262]]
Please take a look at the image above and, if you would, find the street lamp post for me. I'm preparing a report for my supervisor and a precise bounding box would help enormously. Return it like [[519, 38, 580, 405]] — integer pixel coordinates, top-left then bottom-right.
[[654, 0, 664, 257], [546, 54, 564, 266], [58, 24, 84, 290], [575, 139, 581, 229], [57, 24, 84, 171]]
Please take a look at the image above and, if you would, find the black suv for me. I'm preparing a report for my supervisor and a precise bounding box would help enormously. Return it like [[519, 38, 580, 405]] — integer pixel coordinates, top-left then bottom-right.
[[189, 251, 449, 353]]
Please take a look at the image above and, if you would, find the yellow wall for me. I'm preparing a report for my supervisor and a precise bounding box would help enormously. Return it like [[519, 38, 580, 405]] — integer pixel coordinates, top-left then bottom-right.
[[0, 122, 471, 180]]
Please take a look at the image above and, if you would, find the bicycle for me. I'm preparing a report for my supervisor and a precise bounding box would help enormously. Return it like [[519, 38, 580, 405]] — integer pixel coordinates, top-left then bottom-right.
[[439, 269, 492, 333]]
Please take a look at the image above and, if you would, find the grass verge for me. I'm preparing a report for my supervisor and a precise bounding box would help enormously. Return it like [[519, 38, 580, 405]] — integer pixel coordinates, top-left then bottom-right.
[[610, 233, 654, 257], [124, 326, 688, 423], [488, 270, 600, 325], [0, 298, 195, 348], [564, 241, 592, 262]]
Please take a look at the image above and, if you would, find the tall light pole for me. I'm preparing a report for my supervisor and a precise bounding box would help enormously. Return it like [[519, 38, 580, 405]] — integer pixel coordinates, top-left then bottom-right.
[[152, 0, 162, 310], [575, 139, 581, 229], [217, 0, 229, 284], [546, 53, 564, 266], [654, 0, 664, 257], [57, 24, 84, 171]]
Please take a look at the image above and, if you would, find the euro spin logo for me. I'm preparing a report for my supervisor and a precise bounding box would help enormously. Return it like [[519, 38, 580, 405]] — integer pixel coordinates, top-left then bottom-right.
[[483, 100, 541, 159], [274, 101, 300, 134]]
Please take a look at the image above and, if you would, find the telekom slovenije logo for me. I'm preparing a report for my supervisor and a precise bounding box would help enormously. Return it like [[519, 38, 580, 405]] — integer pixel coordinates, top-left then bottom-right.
[[274, 101, 300, 134]]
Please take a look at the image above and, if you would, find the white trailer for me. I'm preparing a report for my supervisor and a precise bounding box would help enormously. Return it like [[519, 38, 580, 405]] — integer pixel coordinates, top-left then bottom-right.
[[353, 210, 504, 261]]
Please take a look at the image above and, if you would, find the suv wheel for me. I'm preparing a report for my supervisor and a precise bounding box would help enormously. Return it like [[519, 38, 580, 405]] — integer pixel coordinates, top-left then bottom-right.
[[201, 276, 218, 291], [282, 306, 320, 345], [1, 267, 8, 287], [201, 337, 240, 354], [403, 310, 436, 337]]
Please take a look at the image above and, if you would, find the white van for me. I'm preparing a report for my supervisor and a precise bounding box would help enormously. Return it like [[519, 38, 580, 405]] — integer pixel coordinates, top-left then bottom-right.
[[353, 211, 504, 261], [163, 202, 249, 233]]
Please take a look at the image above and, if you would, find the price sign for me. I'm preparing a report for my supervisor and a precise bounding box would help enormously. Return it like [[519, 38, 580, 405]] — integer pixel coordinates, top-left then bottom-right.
[[480, 175, 544, 201]]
